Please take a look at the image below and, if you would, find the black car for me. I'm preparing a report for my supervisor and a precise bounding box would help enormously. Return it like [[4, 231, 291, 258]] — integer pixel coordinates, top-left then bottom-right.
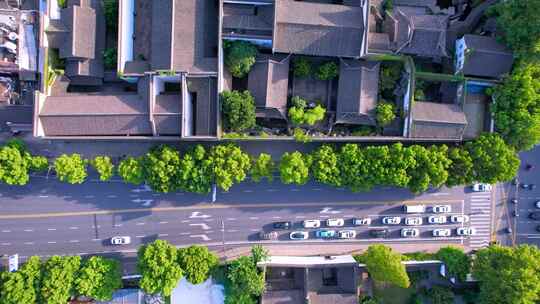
[[521, 184, 536, 190], [273, 221, 292, 230], [529, 212, 540, 220], [536, 225, 540, 233], [369, 229, 389, 238]]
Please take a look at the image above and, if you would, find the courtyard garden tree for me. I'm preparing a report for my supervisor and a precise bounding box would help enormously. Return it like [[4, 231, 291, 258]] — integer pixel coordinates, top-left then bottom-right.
[[379, 61, 402, 99], [54, 154, 87, 184], [288, 96, 326, 126], [490, 0, 540, 57], [91, 156, 114, 181], [137, 240, 183, 296], [209, 144, 251, 191], [143, 145, 181, 193], [489, 62, 540, 151], [363, 244, 410, 288], [75, 256, 122, 301], [177, 145, 213, 194], [316, 61, 338, 80], [224, 40, 258, 78], [376, 102, 396, 127], [251, 245, 269, 264], [220, 90, 256, 132], [279, 151, 311, 185], [227, 256, 265, 297], [445, 147, 474, 187], [103, 0, 118, 31], [293, 57, 311, 78], [310, 145, 341, 187], [435, 247, 470, 282], [465, 133, 520, 184], [177, 245, 219, 285], [472, 245, 540, 304], [250, 153, 275, 183], [0, 256, 41, 304], [40, 256, 81, 304], [118, 156, 144, 185]]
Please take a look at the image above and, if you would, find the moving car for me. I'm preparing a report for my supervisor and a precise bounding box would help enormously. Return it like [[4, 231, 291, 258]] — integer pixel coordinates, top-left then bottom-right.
[[111, 236, 131, 245], [529, 212, 540, 220], [273, 221, 292, 230], [337, 230, 356, 239], [405, 217, 423, 226], [456, 227, 476, 236], [352, 218, 371, 226], [382, 216, 401, 225], [315, 230, 336, 239], [521, 183, 536, 190], [450, 215, 469, 223], [369, 229, 389, 238], [472, 183, 492, 192], [536, 225, 540, 233], [259, 231, 278, 240], [401, 228, 419, 238], [536, 201, 540, 209], [432, 229, 451, 237], [289, 231, 309, 240], [428, 215, 447, 224], [403, 205, 426, 213], [432, 205, 452, 213], [326, 218, 345, 227], [303, 220, 321, 228]]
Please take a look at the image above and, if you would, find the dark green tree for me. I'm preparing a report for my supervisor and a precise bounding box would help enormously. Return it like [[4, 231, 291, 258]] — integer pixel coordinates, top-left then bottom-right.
[[91, 156, 114, 181], [426, 286, 455, 304], [40, 256, 81, 304], [177, 145, 213, 194], [316, 62, 338, 80], [311, 145, 341, 187], [251, 153, 275, 183], [0, 256, 41, 304], [137, 240, 183, 296], [103, 0, 118, 30], [54, 154, 87, 184], [446, 147, 474, 187], [407, 145, 451, 193], [227, 256, 265, 297], [279, 151, 311, 185], [465, 133, 520, 184], [221, 90, 256, 132], [75, 256, 122, 301], [293, 57, 311, 78], [435, 247, 470, 282], [209, 144, 251, 191], [338, 144, 370, 191], [143, 145, 181, 193], [224, 41, 258, 78], [363, 244, 410, 288], [177, 245, 219, 285], [118, 156, 145, 185]]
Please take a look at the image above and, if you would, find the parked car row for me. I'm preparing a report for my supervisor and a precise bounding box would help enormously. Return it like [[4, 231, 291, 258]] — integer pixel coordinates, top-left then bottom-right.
[[403, 204, 453, 213], [382, 214, 469, 226]]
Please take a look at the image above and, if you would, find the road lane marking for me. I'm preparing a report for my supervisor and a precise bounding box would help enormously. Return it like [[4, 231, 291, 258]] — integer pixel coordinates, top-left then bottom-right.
[[114, 224, 123, 227], [107, 195, 117, 198], [24, 242, 34, 245], [158, 234, 169, 237], [84, 195, 95, 198], [159, 221, 168, 224], [91, 238, 101, 241], [189, 223, 211, 230], [227, 218, 237, 221], [243, 190, 253, 193], [38, 195, 48, 198], [47, 241, 56, 244], [189, 211, 211, 219], [272, 216, 282, 219], [92, 225, 101, 229], [1, 230, 10, 233], [24, 229, 34, 232], [295, 216, 306, 219], [320, 207, 342, 214], [136, 222, 145, 226], [69, 240, 80, 243], [266, 189, 278, 192], [312, 188, 322, 191], [250, 229, 259, 232], [47, 228, 57, 231], [1, 243, 11, 245], [190, 234, 211, 241], [249, 217, 259, 220], [69, 226, 79, 230], [180, 232, 190, 235], [227, 229, 239, 233], [136, 235, 145, 238]]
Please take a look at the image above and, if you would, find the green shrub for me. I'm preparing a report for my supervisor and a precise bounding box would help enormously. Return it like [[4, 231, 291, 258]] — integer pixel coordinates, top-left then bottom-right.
[[91, 156, 114, 181], [316, 62, 339, 80], [54, 154, 87, 184], [221, 90, 256, 132], [57, 0, 67, 8], [104, 0, 119, 30], [376, 102, 396, 127], [103, 48, 117, 70], [293, 57, 311, 78], [30, 156, 49, 172], [293, 128, 312, 143]]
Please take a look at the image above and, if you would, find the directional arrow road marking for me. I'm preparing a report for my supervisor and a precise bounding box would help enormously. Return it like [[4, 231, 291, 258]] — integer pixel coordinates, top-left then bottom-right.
[[131, 199, 153, 207], [189, 223, 211, 230], [320, 207, 341, 214], [190, 234, 211, 241], [189, 211, 211, 219], [130, 184, 152, 193]]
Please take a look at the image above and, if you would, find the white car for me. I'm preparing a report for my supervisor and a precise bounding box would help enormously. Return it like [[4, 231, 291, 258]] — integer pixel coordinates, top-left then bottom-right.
[[433, 205, 452, 213], [456, 227, 476, 236], [326, 218, 345, 227], [450, 215, 469, 223], [303, 220, 321, 228], [289, 231, 309, 240], [382, 216, 401, 225], [428, 215, 447, 224], [432, 229, 451, 237], [337, 230, 356, 239], [111, 236, 131, 245], [353, 218, 371, 226], [472, 183, 492, 192], [401, 228, 419, 238], [405, 217, 423, 226], [535, 201, 540, 209]]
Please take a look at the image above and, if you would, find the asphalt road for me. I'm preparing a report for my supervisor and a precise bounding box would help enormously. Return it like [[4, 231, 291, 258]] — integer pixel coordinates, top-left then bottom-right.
[[0, 173, 494, 260]]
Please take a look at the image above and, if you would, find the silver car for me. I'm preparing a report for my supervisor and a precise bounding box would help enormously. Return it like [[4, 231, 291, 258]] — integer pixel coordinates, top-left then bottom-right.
[[456, 227, 476, 236], [432, 229, 451, 237], [405, 217, 423, 226], [353, 218, 371, 226], [428, 215, 447, 224], [433, 205, 452, 213], [289, 231, 309, 240], [382, 216, 401, 225], [450, 215, 469, 223], [111, 236, 131, 245], [401, 228, 419, 238], [337, 230, 356, 239]]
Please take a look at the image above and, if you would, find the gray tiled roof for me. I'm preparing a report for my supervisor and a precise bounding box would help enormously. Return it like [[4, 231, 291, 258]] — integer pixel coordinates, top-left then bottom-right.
[[335, 59, 380, 126], [410, 101, 467, 139], [248, 54, 290, 120], [223, 3, 274, 31], [273, 0, 365, 58], [150, 0, 173, 70], [462, 34, 514, 78], [188, 76, 217, 136], [59, 5, 95, 59]]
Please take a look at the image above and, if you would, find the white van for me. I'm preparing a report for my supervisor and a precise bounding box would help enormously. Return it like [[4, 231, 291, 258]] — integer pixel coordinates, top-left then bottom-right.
[[403, 205, 426, 214]]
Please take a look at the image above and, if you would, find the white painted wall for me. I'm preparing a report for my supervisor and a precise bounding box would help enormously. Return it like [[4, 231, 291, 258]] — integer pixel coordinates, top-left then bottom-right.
[[118, 0, 134, 74]]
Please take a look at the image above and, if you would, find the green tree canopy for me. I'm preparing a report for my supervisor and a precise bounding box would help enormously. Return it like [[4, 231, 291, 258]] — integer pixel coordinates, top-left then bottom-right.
[[251, 153, 275, 183], [489, 62, 540, 151], [209, 144, 251, 191], [466, 133, 520, 184], [143, 145, 181, 193], [311, 145, 341, 187], [177, 145, 213, 194], [407, 145, 451, 193], [279, 151, 311, 185], [490, 0, 540, 57], [177, 245, 219, 285], [288, 97, 326, 126], [118, 156, 145, 185], [0, 145, 31, 185], [225, 290, 257, 304], [338, 144, 370, 191], [30, 156, 49, 172], [303, 105, 326, 125], [75, 256, 122, 301], [227, 256, 265, 296], [472, 245, 540, 304], [446, 147, 474, 187], [426, 286, 455, 304], [435, 247, 470, 282], [40, 256, 81, 304], [91, 156, 114, 181], [293, 57, 311, 78], [251, 245, 269, 264], [54, 154, 87, 184], [376, 102, 396, 127], [0, 256, 41, 304], [221, 90, 256, 132], [137, 240, 183, 296], [224, 41, 258, 78], [316, 61, 339, 80], [362, 245, 410, 288]]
